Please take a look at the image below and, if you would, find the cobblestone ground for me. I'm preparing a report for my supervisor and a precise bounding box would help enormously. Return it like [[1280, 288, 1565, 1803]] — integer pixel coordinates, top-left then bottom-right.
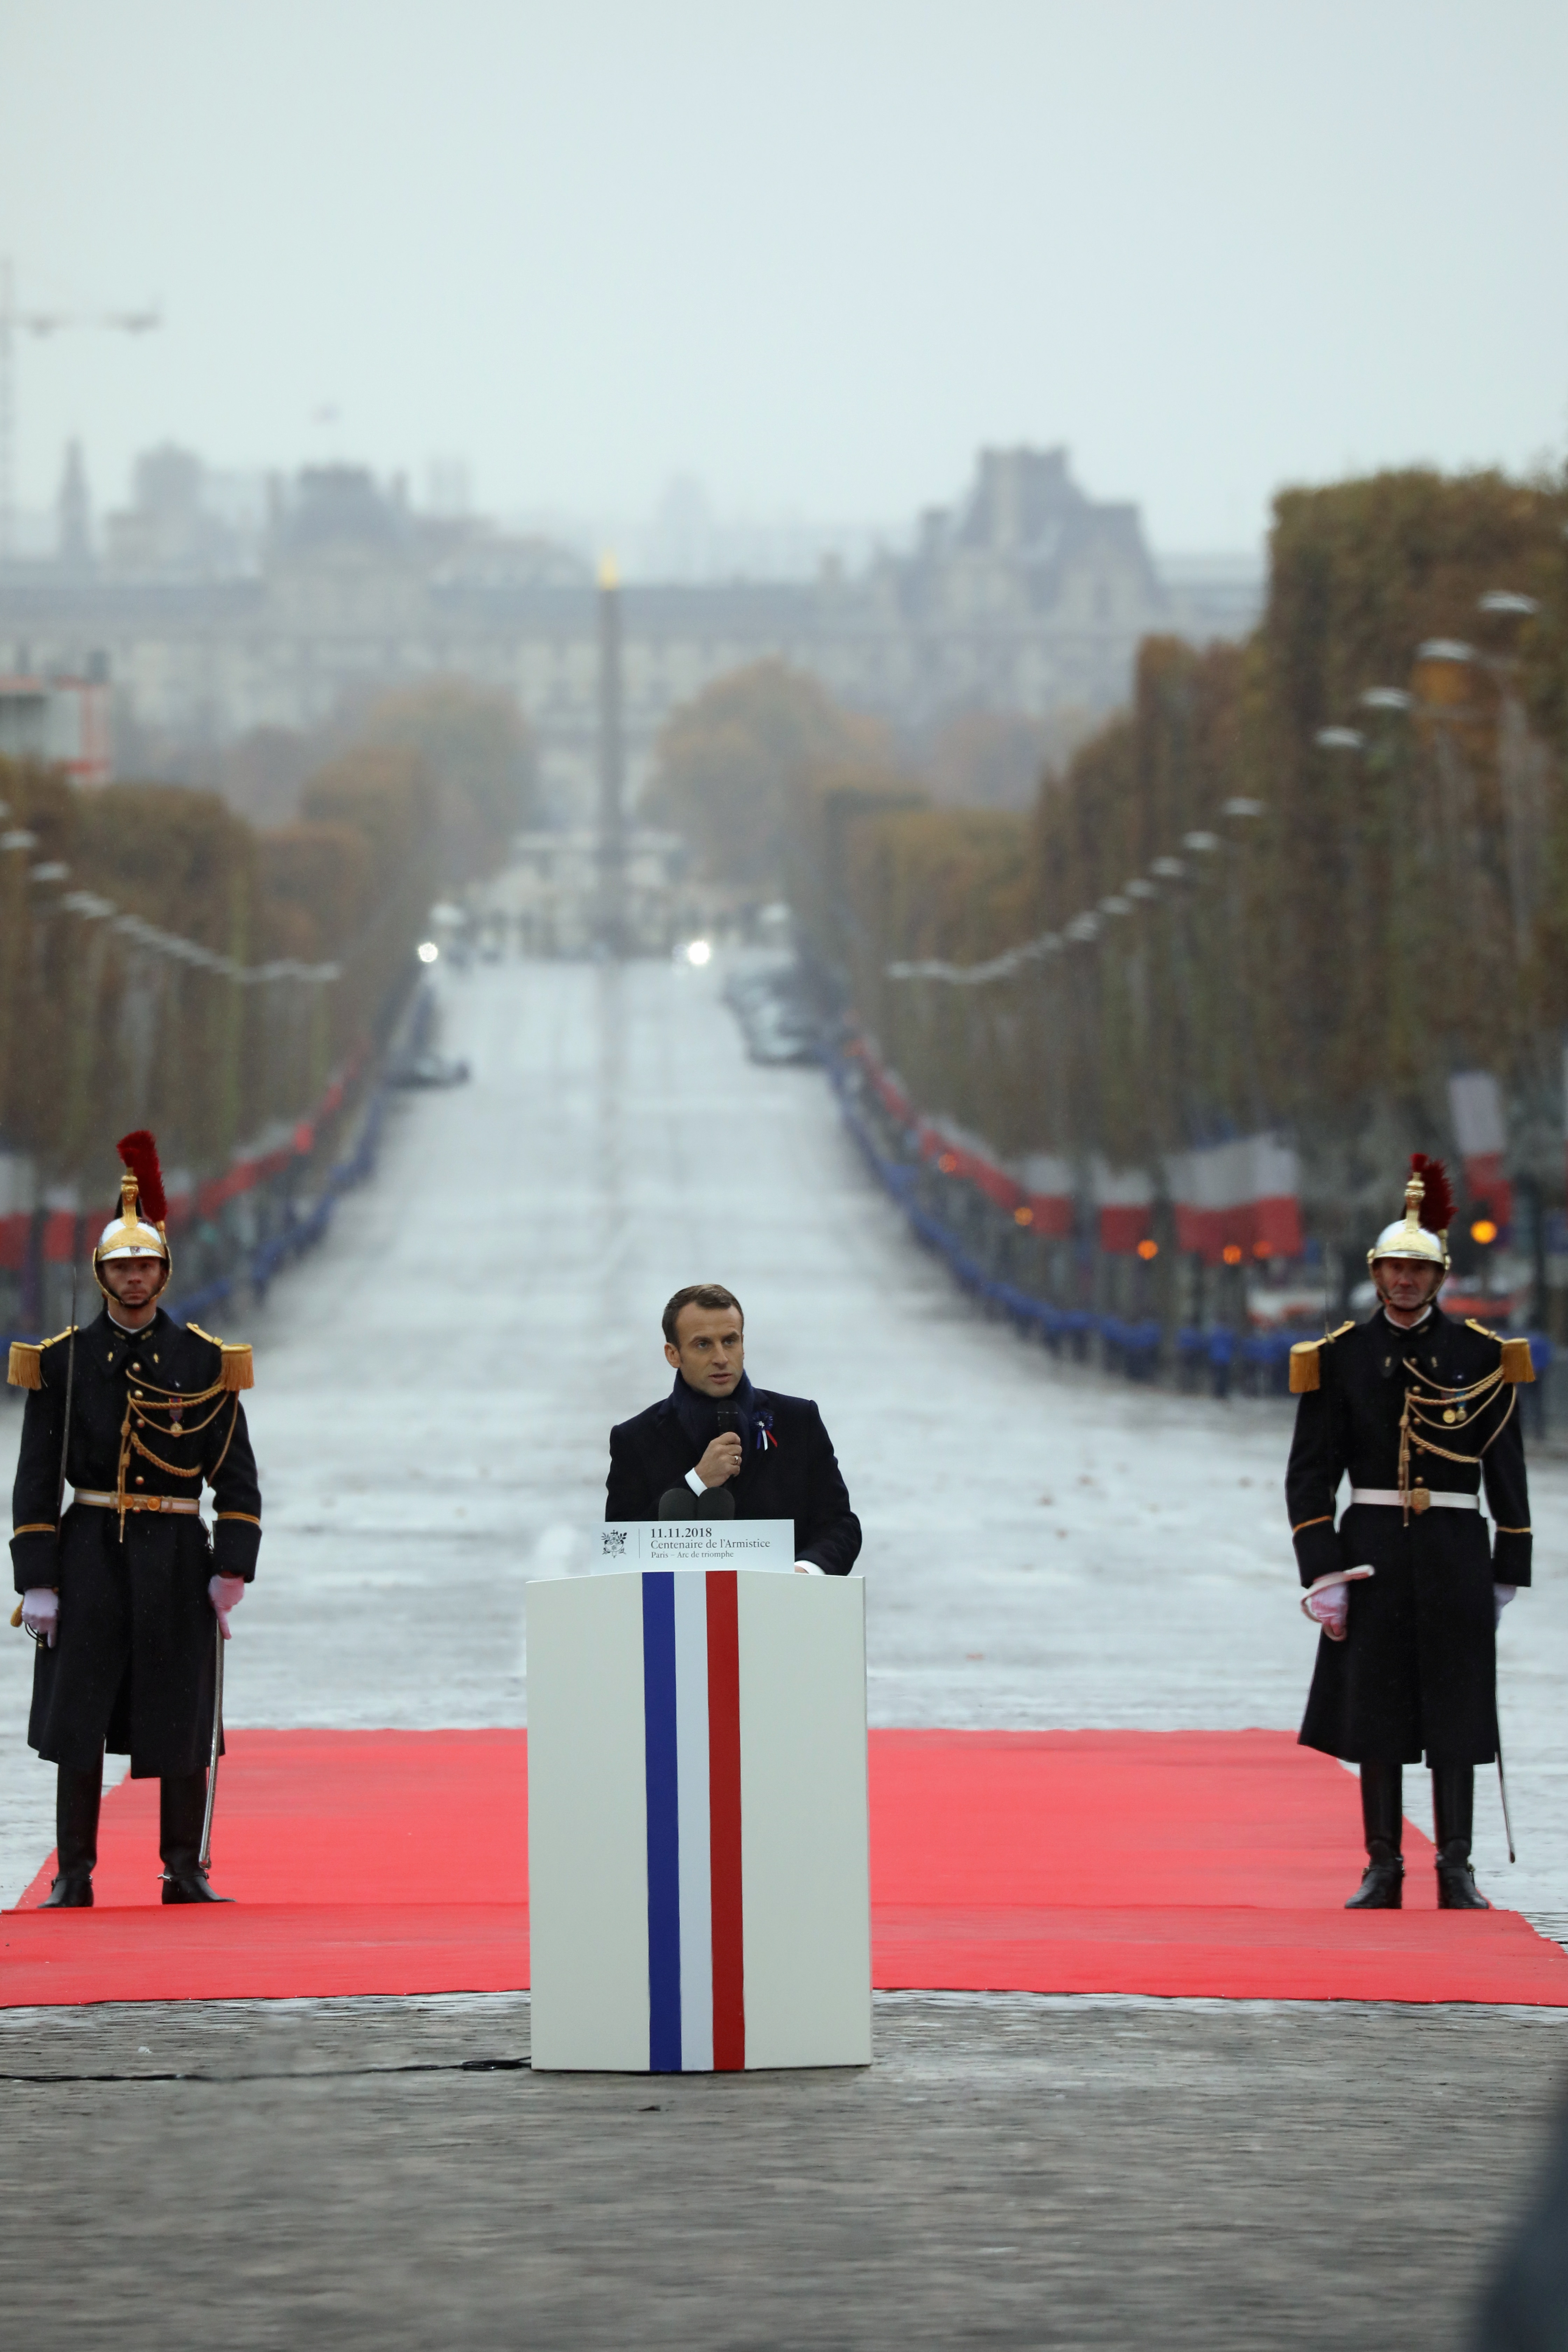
[[2, 1993, 1565, 2350], [2, 957, 1564, 2344]]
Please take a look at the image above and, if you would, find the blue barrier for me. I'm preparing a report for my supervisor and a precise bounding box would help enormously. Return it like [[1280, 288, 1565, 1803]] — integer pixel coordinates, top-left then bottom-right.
[[247, 1088, 389, 1304], [829, 1057, 1152, 1374], [829, 1056, 1350, 1399]]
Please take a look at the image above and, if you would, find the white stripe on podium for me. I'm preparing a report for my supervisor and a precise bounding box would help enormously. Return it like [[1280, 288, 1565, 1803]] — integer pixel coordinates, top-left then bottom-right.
[[672, 1572, 714, 2071]]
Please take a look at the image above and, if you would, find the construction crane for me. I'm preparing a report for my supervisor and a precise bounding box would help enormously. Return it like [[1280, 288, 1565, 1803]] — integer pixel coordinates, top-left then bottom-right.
[[0, 255, 161, 563]]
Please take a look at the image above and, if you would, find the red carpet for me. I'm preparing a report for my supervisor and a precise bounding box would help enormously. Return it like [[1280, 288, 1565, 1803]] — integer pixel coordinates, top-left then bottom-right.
[[3, 1727, 1564, 2009]]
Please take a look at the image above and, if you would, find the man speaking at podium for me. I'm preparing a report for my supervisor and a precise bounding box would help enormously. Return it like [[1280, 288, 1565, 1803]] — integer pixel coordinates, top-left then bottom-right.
[[606, 1284, 860, 1576]]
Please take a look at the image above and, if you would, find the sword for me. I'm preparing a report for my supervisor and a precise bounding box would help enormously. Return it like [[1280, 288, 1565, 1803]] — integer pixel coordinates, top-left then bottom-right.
[[1497, 1729, 1517, 1865], [199, 1610, 224, 1873]]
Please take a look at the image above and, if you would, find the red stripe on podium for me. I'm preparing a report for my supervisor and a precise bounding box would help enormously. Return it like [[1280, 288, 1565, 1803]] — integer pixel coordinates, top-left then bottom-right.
[[706, 1572, 746, 2070]]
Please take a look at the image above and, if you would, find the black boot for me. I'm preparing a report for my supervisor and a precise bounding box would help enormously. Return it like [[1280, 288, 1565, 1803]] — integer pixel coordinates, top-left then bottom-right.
[[40, 1760, 103, 1908], [160, 1770, 232, 1904], [1345, 1759, 1405, 1909], [1433, 1764, 1490, 1910]]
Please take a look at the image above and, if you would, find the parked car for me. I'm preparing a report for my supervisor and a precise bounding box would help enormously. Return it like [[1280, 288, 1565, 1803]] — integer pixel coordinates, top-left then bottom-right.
[[388, 1051, 471, 1088]]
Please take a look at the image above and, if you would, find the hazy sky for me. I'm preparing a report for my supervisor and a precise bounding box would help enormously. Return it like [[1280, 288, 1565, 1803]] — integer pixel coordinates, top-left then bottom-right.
[[2, 0, 1564, 551]]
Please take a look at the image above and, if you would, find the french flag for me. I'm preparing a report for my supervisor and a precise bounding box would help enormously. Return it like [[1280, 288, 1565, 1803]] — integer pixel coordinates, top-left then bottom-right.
[[642, 1569, 746, 2071], [528, 1568, 871, 2074]]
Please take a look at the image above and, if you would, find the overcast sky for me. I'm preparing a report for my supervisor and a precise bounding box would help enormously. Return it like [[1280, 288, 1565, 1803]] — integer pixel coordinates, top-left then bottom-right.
[[1, 0, 1564, 552]]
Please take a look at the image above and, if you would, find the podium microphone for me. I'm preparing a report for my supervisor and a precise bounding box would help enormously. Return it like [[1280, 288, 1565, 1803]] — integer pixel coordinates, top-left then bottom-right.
[[656, 1482, 737, 1520]]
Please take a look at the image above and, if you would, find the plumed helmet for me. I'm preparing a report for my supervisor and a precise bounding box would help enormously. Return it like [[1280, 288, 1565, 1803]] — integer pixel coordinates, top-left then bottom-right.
[[1367, 1153, 1452, 1274], [93, 1130, 172, 1294]]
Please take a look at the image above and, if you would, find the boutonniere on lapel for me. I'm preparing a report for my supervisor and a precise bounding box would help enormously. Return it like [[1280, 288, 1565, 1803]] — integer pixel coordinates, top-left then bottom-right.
[[754, 1410, 778, 1453]]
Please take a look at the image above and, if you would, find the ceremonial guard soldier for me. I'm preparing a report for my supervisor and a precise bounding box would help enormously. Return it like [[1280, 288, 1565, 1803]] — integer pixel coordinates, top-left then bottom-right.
[[1286, 1156, 1532, 1909], [8, 1132, 262, 1905]]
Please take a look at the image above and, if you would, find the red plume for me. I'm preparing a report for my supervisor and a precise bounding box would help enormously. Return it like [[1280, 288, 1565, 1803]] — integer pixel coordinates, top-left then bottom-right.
[[1410, 1152, 1454, 1235], [117, 1129, 167, 1227]]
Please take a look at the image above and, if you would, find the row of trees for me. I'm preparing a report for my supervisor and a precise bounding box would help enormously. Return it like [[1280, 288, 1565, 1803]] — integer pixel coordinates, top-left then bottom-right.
[[830, 470, 1568, 1236], [839, 470, 1568, 1288], [653, 466, 1568, 1283], [0, 679, 531, 1253]]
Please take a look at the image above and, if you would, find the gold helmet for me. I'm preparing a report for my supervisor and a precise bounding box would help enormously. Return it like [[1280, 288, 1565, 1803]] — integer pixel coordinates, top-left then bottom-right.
[[94, 1129, 172, 1296], [1367, 1153, 1454, 1274]]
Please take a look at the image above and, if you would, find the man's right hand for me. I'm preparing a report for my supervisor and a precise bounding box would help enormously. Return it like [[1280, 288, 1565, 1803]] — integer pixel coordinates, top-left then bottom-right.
[[695, 1433, 744, 1487]]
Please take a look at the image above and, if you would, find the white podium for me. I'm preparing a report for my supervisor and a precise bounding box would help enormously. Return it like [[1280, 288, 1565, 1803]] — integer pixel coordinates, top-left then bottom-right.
[[527, 1569, 870, 2073]]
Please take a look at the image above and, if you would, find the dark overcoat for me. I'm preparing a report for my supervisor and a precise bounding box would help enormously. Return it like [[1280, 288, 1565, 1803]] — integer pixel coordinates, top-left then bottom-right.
[[1286, 1306, 1531, 1766], [607, 1387, 861, 1576], [9, 1307, 262, 1778]]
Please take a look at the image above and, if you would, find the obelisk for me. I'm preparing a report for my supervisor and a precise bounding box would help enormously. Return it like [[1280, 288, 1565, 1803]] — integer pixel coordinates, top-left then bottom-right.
[[595, 552, 626, 956]]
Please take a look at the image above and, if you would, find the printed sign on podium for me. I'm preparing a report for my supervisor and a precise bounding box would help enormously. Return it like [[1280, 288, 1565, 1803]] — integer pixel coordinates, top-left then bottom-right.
[[527, 1569, 870, 2073], [596, 1518, 796, 1572]]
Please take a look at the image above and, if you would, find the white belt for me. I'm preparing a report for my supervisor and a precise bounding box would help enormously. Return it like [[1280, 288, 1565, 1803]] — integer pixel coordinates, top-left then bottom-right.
[[1348, 1487, 1479, 1513], [74, 1490, 202, 1517]]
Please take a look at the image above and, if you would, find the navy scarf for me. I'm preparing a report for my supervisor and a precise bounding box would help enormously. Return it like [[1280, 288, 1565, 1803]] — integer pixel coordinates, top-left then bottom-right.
[[669, 1371, 771, 1461]]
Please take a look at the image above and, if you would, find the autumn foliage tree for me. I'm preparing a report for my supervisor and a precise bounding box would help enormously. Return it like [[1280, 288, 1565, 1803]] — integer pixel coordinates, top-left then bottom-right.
[[644, 659, 892, 890]]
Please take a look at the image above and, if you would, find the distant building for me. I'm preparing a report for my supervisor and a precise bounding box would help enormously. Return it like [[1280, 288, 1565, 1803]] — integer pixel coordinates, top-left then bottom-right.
[[0, 446, 1251, 821]]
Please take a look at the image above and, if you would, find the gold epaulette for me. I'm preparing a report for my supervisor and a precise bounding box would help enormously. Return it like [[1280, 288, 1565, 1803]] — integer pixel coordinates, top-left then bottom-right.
[[7, 1327, 76, 1390], [1457, 1317, 1533, 1383], [1289, 1321, 1354, 1395], [1465, 1318, 1536, 1384], [188, 1322, 254, 1391]]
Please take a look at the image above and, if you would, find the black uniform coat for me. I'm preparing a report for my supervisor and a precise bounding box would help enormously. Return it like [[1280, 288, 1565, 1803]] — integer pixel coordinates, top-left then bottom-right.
[[1286, 1306, 1531, 1766], [606, 1387, 861, 1576], [9, 1308, 262, 1778]]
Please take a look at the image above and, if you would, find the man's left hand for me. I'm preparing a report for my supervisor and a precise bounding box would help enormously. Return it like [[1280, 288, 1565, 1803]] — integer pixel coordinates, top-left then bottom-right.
[[793, 1561, 823, 1576], [21, 1588, 59, 1648], [208, 1574, 246, 1640]]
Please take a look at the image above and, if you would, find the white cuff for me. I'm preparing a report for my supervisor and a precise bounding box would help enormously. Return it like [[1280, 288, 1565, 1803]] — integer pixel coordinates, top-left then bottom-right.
[[685, 1466, 706, 1498], [794, 1560, 824, 1576]]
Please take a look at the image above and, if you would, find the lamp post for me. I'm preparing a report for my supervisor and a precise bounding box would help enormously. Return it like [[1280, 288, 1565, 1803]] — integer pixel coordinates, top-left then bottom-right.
[[595, 553, 626, 957]]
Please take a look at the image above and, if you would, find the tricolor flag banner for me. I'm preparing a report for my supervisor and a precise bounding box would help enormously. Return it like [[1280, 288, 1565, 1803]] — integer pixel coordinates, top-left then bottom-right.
[[1022, 1152, 1074, 1239], [1163, 1135, 1303, 1264], [1091, 1156, 1155, 1255], [527, 1569, 870, 2074], [1448, 1072, 1513, 1233]]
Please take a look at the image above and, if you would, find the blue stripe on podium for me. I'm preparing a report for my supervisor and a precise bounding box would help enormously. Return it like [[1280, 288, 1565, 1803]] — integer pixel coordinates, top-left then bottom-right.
[[641, 1573, 682, 2072]]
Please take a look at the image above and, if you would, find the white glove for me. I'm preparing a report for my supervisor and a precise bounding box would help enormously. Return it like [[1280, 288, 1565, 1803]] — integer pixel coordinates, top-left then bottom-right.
[[793, 1560, 824, 1576], [21, 1588, 59, 1648], [1494, 1584, 1518, 1629], [208, 1574, 246, 1641], [1304, 1581, 1349, 1641]]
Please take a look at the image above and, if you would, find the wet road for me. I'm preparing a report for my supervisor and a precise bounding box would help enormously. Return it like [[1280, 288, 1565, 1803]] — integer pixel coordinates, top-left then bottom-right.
[[4, 954, 1566, 1922]]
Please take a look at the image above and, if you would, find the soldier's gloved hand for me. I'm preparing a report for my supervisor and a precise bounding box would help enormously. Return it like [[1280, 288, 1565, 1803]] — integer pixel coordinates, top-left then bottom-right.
[[1303, 1581, 1349, 1641], [208, 1574, 246, 1641], [21, 1588, 59, 1648], [1494, 1584, 1518, 1629]]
